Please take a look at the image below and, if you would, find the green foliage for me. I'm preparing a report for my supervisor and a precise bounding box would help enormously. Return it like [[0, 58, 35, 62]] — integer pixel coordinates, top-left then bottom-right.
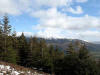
[[0, 15, 17, 64], [2, 15, 11, 35], [17, 33, 29, 66], [54, 43, 99, 75], [26, 36, 40, 67]]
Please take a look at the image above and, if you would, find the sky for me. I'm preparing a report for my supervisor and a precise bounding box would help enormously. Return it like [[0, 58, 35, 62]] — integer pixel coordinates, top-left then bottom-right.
[[0, 0, 100, 42]]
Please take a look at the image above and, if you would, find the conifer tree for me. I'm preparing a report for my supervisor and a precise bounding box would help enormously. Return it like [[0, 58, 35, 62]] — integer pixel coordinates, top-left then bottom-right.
[[11, 29, 19, 64], [76, 44, 98, 75], [26, 36, 33, 67], [2, 15, 11, 35], [29, 36, 40, 68], [66, 43, 77, 57], [2, 15, 11, 55], [0, 20, 3, 60], [17, 33, 28, 66], [78, 44, 90, 60], [26, 36, 38, 67], [39, 39, 51, 72], [4, 35, 17, 64], [0, 15, 17, 63]]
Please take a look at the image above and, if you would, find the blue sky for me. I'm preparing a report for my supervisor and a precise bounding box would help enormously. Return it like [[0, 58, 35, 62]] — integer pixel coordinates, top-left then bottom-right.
[[0, 0, 100, 42]]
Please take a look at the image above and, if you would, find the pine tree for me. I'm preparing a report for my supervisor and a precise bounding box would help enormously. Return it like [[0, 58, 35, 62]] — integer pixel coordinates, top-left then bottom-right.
[[2, 15, 11, 57], [0, 21, 3, 34], [2, 15, 11, 35], [0, 20, 3, 60], [54, 46, 64, 60], [26, 36, 38, 67], [29, 36, 40, 68], [17, 33, 28, 66], [11, 29, 19, 64], [66, 43, 76, 55], [39, 39, 51, 71], [76, 44, 98, 75], [78, 44, 90, 60], [0, 15, 17, 64], [4, 35, 17, 64], [98, 59, 100, 74]]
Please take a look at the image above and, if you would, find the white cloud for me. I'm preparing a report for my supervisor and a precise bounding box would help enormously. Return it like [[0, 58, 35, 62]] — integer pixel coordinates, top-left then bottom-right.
[[32, 0, 72, 8], [32, 0, 87, 8], [67, 6, 83, 14], [1, 0, 100, 42], [36, 29, 100, 42], [36, 28, 67, 39], [0, 0, 87, 16], [31, 7, 100, 41], [80, 31, 100, 37], [32, 8, 100, 30], [77, 31, 100, 42], [0, 0, 20, 15], [17, 32, 33, 37], [0, 0, 33, 16]]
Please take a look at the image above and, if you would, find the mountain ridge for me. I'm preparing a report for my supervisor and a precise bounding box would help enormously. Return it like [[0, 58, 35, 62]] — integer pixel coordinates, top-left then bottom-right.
[[44, 38, 100, 51]]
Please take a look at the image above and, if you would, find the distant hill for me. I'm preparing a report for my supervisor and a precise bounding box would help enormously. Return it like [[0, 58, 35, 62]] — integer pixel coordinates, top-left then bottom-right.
[[26, 37, 100, 58], [44, 38, 100, 51], [44, 38, 100, 59], [26, 37, 100, 51], [92, 41, 100, 44]]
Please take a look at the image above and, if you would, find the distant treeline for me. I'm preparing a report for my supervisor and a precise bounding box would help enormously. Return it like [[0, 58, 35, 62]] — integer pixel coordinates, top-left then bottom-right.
[[0, 15, 100, 75]]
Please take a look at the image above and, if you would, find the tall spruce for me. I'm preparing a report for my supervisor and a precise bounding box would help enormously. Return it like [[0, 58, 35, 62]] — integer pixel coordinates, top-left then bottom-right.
[[18, 33, 28, 66], [12, 29, 19, 64], [26, 36, 39, 67], [29, 36, 40, 68], [0, 20, 3, 60], [66, 43, 75, 55], [77, 44, 98, 75], [0, 15, 17, 63], [2, 15, 11, 35]]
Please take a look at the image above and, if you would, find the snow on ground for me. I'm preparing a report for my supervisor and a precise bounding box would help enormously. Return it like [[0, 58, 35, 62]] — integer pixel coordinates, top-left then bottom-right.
[[0, 64, 44, 75]]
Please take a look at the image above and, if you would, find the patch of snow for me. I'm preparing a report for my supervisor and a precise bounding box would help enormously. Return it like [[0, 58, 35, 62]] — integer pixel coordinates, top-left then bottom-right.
[[0, 64, 45, 75]]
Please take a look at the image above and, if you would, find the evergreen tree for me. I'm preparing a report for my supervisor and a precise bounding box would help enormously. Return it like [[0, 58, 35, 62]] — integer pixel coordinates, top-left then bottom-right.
[[66, 43, 75, 55], [97, 59, 100, 74], [0, 20, 3, 60], [2, 15, 11, 57], [54, 43, 99, 75], [2, 15, 11, 35], [26, 36, 39, 68], [76, 44, 99, 75], [28, 36, 40, 68], [4, 36, 17, 64], [17, 33, 28, 66], [0, 15, 17, 64], [26, 36, 34, 67], [11, 29, 19, 64], [39, 40, 52, 73], [78, 44, 90, 60]]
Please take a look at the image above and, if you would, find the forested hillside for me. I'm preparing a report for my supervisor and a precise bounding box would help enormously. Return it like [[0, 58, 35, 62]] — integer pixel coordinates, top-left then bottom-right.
[[0, 15, 100, 75], [45, 39, 100, 59], [45, 39, 100, 51]]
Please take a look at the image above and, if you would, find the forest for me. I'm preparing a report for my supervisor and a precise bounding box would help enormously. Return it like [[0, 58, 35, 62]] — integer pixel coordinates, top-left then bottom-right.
[[0, 15, 100, 75]]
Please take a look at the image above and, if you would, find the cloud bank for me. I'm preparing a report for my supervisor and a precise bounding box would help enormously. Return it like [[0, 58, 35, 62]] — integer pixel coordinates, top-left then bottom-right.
[[1, 0, 100, 42]]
